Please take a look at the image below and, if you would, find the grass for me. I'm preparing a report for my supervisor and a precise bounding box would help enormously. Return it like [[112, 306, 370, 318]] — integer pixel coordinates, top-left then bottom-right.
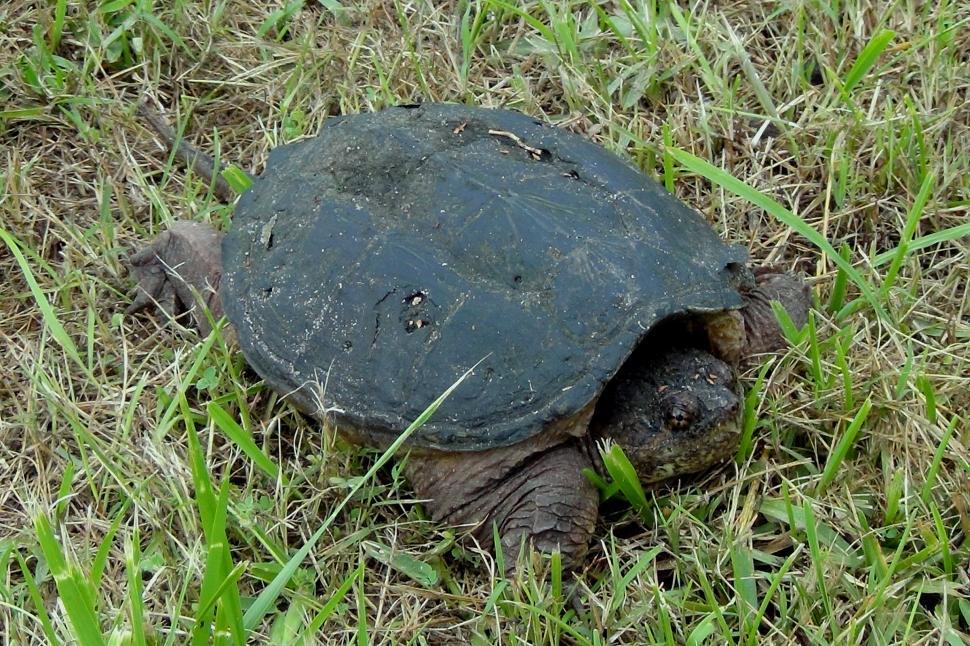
[[1, 0, 968, 643]]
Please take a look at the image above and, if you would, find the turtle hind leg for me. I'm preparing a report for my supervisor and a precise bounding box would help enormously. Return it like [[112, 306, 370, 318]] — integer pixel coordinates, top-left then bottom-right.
[[127, 220, 226, 336], [404, 439, 599, 572]]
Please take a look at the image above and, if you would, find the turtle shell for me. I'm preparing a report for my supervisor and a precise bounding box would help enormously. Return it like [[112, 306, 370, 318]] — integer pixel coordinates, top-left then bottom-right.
[[221, 103, 747, 451]]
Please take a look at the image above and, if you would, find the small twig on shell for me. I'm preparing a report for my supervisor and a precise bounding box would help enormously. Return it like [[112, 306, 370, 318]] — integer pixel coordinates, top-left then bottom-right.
[[488, 129, 546, 160]]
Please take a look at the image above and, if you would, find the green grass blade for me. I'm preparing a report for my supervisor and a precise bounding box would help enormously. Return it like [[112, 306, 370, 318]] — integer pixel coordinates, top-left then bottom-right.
[[871, 221, 970, 266], [221, 164, 253, 193], [182, 394, 215, 531], [192, 480, 230, 645], [242, 358, 484, 630], [652, 586, 675, 645], [550, 549, 562, 600], [841, 30, 895, 96], [362, 541, 439, 587], [879, 172, 935, 298], [184, 399, 246, 645], [15, 550, 60, 645], [920, 416, 958, 505], [802, 500, 835, 626], [34, 513, 105, 646], [883, 468, 904, 526], [748, 546, 803, 644], [856, 509, 887, 584], [157, 333, 219, 440], [125, 530, 146, 646], [730, 540, 758, 631], [662, 122, 675, 193], [355, 565, 368, 646], [725, 19, 779, 122], [0, 227, 90, 377], [492, 520, 506, 576], [826, 243, 852, 314], [50, 0, 67, 50], [599, 442, 649, 515], [619, 546, 662, 592], [299, 564, 360, 639], [835, 326, 855, 409], [195, 560, 248, 633], [804, 310, 826, 392], [915, 374, 937, 425], [737, 359, 773, 462], [91, 499, 131, 587], [816, 398, 872, 496], [667, 3, 721, 96], [54, 459, 76, 522], [685, 614, 717, 646], [669, 148, 887, 320], [207, 402, 283, 483], [483, 0, 556, 42], [761, 498, 863, 567], [771, 300, 805, 346]]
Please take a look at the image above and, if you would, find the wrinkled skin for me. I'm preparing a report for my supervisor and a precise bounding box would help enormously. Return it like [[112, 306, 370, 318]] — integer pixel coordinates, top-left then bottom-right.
[[128, 222, 810, 570]]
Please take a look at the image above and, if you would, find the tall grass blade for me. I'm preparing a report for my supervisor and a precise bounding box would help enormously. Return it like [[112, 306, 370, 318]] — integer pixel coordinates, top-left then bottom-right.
[[669, 148, 886, 320], [242, 359, 485, 630], [183, 396, 246, 645], [0, 227, 90, 377], [483, 0, 555, 42], [730, 541, 757, 632], [871, 222, 970, 266], [737, 359, 773, 462], [15, 551, 59, 645], [355, 565, 367, 646], [207, 402, 283, 483], [802, 500, 835, 625], [34, 513, 105, 646]]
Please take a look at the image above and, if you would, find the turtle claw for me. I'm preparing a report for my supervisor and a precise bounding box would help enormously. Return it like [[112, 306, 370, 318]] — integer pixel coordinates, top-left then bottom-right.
[[125, 221, 226, 334], [126, 253, 176, 317], [126, 273, 178, 319]]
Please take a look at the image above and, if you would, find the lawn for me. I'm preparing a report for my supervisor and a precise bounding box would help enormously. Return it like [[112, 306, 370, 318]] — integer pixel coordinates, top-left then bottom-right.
[[1, 1, 967, 643]]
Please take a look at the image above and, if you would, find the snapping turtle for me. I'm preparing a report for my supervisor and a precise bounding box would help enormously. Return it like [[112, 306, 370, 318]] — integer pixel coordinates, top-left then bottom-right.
[[129, 103, 809, 569]]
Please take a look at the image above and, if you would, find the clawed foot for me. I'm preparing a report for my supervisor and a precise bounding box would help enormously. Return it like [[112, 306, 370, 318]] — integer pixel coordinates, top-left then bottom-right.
[[741, 270, 811, 356], [126, 221, 225, 335], [704, 269, 810, 362]]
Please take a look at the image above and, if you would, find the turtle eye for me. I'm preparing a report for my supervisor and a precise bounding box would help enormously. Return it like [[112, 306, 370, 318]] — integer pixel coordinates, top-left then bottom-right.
[[664, 392, 700, 431]]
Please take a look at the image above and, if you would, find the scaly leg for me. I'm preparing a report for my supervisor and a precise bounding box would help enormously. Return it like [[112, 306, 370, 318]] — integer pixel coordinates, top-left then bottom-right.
[[127, 221, 226, 336], [404, 434, 599, 572]]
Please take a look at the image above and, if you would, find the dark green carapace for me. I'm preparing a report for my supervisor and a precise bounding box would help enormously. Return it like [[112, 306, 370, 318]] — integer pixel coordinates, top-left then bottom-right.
[[221, 104, 747, 451]]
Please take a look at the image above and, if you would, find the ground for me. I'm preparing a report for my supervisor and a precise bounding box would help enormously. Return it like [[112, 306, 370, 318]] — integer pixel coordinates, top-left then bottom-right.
[[1, 1, 968, 644]]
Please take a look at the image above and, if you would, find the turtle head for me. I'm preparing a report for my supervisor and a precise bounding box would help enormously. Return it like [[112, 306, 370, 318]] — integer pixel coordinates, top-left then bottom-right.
[[591, 346, 742, 484]]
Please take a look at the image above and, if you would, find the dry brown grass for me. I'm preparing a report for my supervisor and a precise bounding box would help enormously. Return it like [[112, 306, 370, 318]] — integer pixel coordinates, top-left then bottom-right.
[[1, 0, 967, 643]]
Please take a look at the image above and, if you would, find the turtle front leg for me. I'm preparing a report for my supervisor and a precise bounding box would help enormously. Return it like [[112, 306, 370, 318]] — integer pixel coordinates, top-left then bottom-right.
[[739, 270, 811, 355], [127, 220, 227, 336], [706, 271, 811, 362], [404, 437, 599, 572]]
